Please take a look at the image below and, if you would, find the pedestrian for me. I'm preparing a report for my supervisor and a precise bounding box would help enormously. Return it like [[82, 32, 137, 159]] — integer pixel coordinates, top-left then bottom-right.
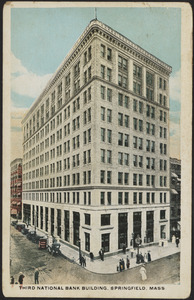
[[99, 248, 104, 261], [121, 258, 125, 270], [144, 252, 148, 263], [147, 251, 151, 262], [10, 276, 14, 287], [34, 268, 39, 284], [126, 255, 130, 269], [89, 252, 94, 262], [117, 262, 120, 272], [119, 259, 123, 272], [176, 237, 180, 247], [83, 255, 86, 267], [139, 264, 147, 281], [18, 272, 25, 287]]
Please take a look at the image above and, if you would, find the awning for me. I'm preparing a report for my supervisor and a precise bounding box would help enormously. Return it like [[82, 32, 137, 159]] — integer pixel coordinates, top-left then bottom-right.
[[11, 201, 17, 205], [171, 189, 178, 195], [171, 172, 178, 178], [11, 209, 17, 215], [17, 183, 22, 186]]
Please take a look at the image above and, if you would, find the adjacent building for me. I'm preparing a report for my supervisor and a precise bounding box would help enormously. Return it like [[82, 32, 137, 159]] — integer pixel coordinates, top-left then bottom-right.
[[170, 158, 181, 239], [10, 158, 22, 219], [22, 19, 171, 257]]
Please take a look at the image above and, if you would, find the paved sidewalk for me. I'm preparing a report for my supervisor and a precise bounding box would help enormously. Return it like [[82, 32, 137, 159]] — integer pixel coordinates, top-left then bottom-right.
[[31, 226, 180, 275]]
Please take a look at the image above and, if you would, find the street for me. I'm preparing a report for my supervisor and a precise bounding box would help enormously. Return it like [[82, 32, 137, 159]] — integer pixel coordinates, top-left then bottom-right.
[[10, 226, 180, 285]]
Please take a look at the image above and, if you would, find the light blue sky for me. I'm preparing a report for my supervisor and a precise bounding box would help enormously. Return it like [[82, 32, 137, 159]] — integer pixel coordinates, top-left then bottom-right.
[[10, 6, 181, 158]]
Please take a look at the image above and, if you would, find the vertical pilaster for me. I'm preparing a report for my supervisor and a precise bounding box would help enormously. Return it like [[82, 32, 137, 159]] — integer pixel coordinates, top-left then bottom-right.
[[48, 207, 51, 235], [128, 210, 133, 247], [61, 209, 64, 240], [154, 73, 158, 102], [142, 66, 146, 97], [141, 210, 146, 244], [129, 58, 133, 92]]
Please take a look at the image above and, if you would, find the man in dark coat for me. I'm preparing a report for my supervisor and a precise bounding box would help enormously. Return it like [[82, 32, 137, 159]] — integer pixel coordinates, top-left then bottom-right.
[[176, 237, 180, 247], [18, 272, 25, 287], [147, 251, 151, 262], [34, 268, 39, 284], [99, 248, 104, 261]]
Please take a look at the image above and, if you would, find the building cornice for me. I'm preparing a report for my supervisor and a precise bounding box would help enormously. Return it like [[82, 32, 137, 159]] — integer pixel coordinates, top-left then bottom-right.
[[22, 19, 172, 124]]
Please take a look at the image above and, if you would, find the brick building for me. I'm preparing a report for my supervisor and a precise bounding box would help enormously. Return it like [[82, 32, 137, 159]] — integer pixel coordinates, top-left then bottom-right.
[[22, 19, 171, 257], [10, 158, 22, 219], [170, 157, 181, 239]]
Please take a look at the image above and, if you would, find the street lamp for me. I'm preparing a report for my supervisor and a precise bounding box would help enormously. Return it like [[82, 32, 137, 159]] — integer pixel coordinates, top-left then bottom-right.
[[78, 238, 82, 264], [135, 234, 142, 255]]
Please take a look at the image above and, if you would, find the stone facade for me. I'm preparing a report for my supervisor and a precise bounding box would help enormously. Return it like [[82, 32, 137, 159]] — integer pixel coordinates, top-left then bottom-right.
[[10, 158, 22, 218], [22, 19, 171, 257]]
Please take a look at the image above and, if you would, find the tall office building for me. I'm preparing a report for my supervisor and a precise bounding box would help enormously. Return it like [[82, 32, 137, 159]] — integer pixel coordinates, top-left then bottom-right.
[[10, 158, 23, 218], [22, 19, 171, 257], [170, 158, 181, 239]]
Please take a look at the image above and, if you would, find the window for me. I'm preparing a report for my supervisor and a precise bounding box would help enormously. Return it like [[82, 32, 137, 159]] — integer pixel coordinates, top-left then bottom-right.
[[101, 170, 105, 183], [107, 192, 111, 205], [107, 48, 112, 61], [85, 214, 90, 225], [101, 44, 105, 58], [101, 107, 105, 121], [107, 89, 112, 102], [118, 113, 123, 126], [101, 192, 105, 205], [101, 128, 105, 142], [124, 173, 129, 185], [107, 68, 112, 82], [160, 210, 166, 220], [107, 171, 112, 184], [118, 192, 123, 204], [124, 134, 129, 147], [101, 214, 110, 226], [118, 133, 123, 146], [118, 56, 127, 71], [118, 93, 123, 106], [124, 192, 129, 204], [133, 192, 137, 204], [107, 109, 112, 123], [133, 64, 142, 78], [101, 65, 105, 79], [101, 86, 105, 99], [124, 153, 129, 166], [133, 136, 137, 148], [124, 96, 129, 108], [107, 130, 112, 143], [85, 232, 90, 252], [118, 172, 123, 184], [146, 193, 150, 204], [101, 149, 105, 163], [125, 115, 129, 128], [107, 150, 112, 164], [133, 174, 137, 186]]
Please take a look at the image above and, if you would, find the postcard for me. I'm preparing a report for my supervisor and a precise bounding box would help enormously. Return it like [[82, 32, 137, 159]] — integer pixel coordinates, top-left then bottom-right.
[[2, 1, 192, 298]]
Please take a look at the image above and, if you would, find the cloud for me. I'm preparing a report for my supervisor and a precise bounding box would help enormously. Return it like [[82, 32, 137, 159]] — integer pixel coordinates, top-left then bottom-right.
[[169, 70, 181, 103], [11, 52, 53, 99]]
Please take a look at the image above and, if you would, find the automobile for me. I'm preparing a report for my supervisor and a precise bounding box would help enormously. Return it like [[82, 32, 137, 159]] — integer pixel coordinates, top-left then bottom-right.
[[27, 230, 36, 240], [38, 238, 47, 249], [48, 242, 61, 256], [32, 234, 45, 244], [15, 223, 26, 232], [11, 220, 18, 226], [21, 228, 29, 235]]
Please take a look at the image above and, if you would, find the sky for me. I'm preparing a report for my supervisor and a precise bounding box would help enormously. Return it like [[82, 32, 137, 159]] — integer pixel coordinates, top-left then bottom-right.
[[10, 6, 181, 160]]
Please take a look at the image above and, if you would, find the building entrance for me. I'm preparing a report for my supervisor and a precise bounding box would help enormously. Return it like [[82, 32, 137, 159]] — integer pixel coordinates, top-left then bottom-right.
[[133, 212, 142, 246], [73, 212, 80, 247], [146, 211, 154, 243], [118, 213, 128, 249]]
